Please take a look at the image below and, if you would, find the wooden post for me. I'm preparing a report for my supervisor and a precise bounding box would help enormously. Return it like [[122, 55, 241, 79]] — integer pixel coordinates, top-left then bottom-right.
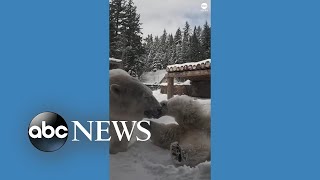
[[167, 77, 174, 99]]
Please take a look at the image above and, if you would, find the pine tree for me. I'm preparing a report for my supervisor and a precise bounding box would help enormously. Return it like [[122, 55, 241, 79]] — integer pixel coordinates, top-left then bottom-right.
[[167, 34, 175, 65], [160, 29, 168, 68], [109, 0, 127, 59], [173, 28, 183, 64], [201, 21, 211, 59], [141, 34, 154, 72], [122, 0, 144, 73], [174, 28, 182, 45], [182, 21, 191, 62], [190, 26, 202, 62], [196, 26, 202, 44], [109, 0, 145, 76], [160, 29, 167, 46], [152, 36, 161, 70]]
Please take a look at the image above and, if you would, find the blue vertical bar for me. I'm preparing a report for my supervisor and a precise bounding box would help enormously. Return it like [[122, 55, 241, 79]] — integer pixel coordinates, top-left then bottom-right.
[[214, 0, 320, 180], [0, 0, 109, 179]]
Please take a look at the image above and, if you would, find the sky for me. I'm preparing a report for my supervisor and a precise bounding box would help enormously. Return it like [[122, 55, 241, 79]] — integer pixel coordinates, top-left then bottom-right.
[[132, 0, 211, 38]]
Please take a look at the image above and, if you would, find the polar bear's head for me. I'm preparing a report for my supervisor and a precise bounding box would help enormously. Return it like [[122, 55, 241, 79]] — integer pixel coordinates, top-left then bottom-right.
[[160, 95, 196, 118], [110, 69, 162, 121]]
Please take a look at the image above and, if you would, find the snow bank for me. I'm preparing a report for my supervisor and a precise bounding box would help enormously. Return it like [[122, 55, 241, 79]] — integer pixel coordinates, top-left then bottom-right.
[[110, 90, 211, 180]]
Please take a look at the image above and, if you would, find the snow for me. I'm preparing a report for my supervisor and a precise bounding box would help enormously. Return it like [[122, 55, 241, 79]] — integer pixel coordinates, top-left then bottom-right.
[[167, 59, 211, 69], [110, 57, 123, 62], [110, 89, 211, 180]]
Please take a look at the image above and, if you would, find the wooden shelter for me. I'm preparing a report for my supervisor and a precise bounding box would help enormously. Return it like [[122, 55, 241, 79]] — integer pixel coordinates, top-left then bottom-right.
[[166, 59, 211, 99]]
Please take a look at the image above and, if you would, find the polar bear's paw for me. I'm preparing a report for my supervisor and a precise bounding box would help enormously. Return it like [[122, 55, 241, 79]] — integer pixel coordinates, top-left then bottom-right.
[[170, 142, 187, 166]]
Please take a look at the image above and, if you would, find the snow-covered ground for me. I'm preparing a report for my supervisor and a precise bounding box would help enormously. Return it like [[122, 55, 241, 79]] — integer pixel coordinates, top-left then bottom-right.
[[110, 90, 211, 180]]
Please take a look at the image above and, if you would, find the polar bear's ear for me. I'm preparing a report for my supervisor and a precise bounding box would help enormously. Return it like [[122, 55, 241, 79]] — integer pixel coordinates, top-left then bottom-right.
[[110, 84, 121, 97]]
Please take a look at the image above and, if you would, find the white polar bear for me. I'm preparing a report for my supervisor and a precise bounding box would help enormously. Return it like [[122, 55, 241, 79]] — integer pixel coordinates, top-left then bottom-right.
[[109, 69, 161, 154], [148, 95, 211, 167]]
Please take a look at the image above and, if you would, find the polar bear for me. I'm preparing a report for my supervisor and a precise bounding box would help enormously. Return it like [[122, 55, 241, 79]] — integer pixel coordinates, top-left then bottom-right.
[[109, 69, 161, 154], [148, 95, 211, 167]]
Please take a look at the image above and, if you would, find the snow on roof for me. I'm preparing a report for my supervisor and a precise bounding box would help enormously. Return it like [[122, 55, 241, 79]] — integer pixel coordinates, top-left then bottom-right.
[[166, 59, 211, 72], [140, 69, 166, 84], [109, 57, 122, 63]]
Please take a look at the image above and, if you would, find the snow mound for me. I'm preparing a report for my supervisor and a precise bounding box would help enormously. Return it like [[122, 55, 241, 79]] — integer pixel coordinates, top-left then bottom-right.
[[110, 141, 211, 180]]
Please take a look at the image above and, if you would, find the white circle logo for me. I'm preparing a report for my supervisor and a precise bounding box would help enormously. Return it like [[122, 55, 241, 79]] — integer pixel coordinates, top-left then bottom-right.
[[201, 3, 208, 10]]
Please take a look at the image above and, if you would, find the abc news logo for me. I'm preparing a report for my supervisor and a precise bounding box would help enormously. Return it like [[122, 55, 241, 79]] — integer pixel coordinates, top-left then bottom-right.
[[28, 112, 150, 152]]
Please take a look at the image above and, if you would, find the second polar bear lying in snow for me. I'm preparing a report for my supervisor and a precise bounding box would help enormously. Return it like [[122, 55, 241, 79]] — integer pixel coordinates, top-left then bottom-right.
[[147, 95, 211, 167]]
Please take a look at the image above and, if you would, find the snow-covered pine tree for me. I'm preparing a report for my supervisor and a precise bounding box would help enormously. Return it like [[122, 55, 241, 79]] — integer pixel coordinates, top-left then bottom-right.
[[159, 29, 168, 69], [152, 36, 162, 70], [142, 34, 154, 72], [109, 0, 145, 76], [201, 21, 211, 59], [196, 26, 202, 44], [175, 44, 183, 64], [121, 0, 144, 74], [167, 34, 175, 65], [182, 21, 191, 63], [173, 28, 183, 64], [190, 26, 203, 62], [109, 0, 127, 59], [174, 28, 182, 45]]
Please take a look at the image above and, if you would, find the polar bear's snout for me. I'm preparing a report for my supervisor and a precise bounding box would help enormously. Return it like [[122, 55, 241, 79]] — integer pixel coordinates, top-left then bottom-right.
[[142, 91, 162, 119], [144, 107, 162, 119], [145, 100, 168, 119]]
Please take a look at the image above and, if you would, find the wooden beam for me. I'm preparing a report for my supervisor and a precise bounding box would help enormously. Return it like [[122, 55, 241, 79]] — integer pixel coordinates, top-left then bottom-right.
[[166, 69, 210, 78], [167, 77, 174, 99]]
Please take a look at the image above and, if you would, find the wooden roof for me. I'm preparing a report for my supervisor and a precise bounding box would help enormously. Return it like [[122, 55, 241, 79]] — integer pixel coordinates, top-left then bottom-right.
[[166, 59, 211, 72]]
